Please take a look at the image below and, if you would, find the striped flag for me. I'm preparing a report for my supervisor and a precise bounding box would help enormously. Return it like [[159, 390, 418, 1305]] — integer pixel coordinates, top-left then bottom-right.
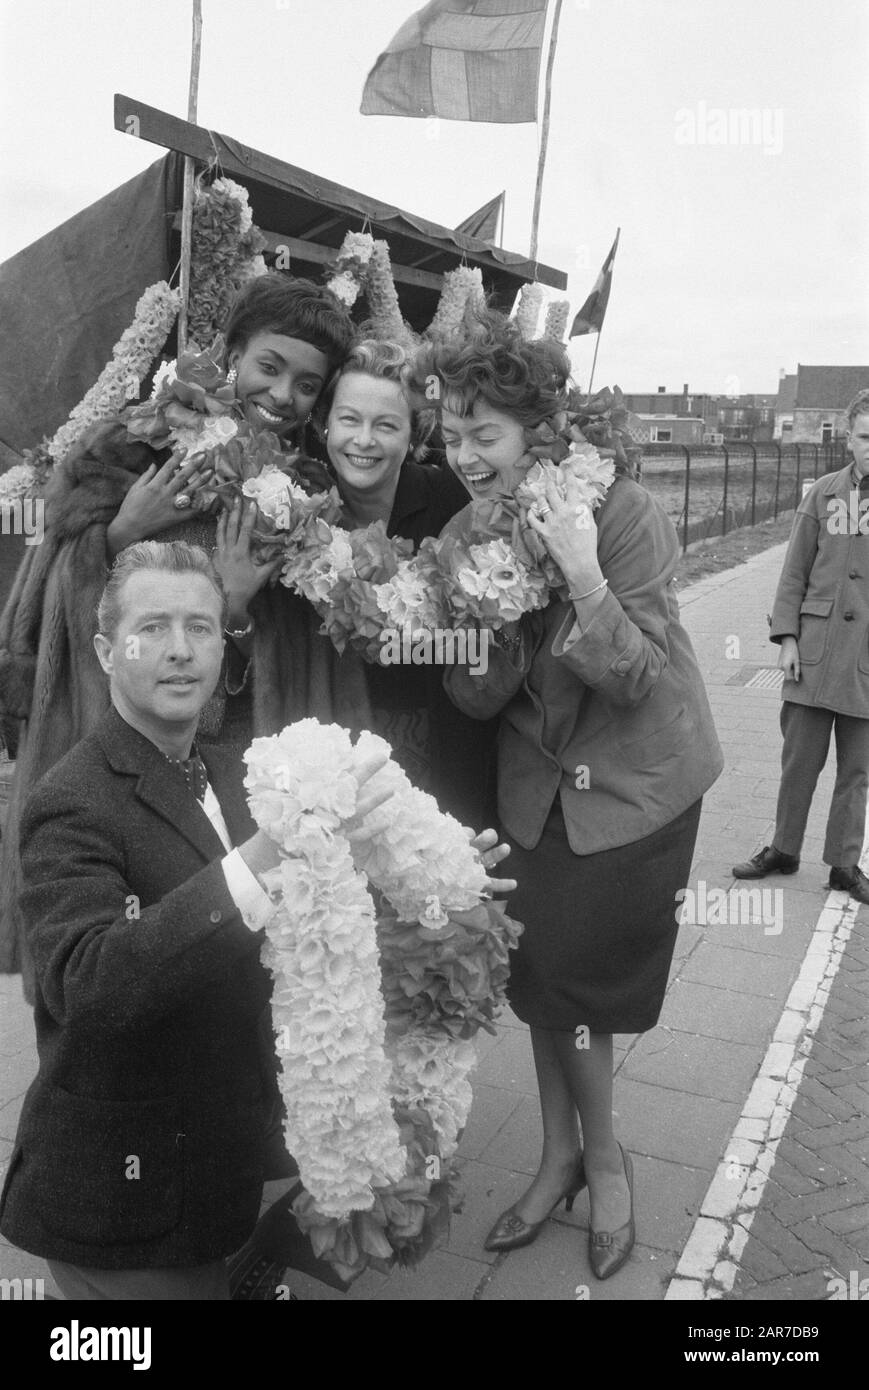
[[570, 231, 620, 338], [361, 1, 549, 124]]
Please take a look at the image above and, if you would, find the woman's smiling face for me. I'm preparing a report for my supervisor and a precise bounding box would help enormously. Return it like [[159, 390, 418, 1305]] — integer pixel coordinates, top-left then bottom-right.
[[230, 331, 329, 439], [440, 400, 531, 499], [326, 372, 413, 495]]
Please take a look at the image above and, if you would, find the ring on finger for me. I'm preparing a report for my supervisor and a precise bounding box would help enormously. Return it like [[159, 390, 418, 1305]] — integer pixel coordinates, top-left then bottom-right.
[[173, 494, 192, 510]]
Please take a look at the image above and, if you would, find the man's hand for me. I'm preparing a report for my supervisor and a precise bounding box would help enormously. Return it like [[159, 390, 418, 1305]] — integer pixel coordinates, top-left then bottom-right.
[[778, 635, 800, 682], [107, 450, 214, 558]]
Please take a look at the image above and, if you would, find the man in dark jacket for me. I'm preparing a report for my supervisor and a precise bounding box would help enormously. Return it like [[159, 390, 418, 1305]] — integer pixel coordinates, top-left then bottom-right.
[[0, 538, 391, 1299], [734, 388, 869, 901]]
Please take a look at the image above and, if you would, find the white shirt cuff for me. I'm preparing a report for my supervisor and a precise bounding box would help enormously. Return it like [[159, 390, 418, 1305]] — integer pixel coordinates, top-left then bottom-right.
[[221, 849, 276, 933]]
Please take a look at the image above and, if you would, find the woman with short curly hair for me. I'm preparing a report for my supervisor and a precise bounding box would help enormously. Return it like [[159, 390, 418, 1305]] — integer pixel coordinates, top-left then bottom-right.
[[414, 309, 723, 1279]]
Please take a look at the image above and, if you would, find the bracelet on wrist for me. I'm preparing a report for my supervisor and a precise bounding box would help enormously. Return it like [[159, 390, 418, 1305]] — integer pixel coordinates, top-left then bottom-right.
[[568, 578, 608, 602]]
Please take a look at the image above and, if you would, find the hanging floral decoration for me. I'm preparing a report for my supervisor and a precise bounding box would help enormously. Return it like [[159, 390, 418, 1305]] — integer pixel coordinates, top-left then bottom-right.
[[514, 281, 544, 340], [325, 230, 375, 307], [0, 462, 39, 509], [426, 266, 485, 340], [364, 240, 411, 343], [245, 719, 522, 1280], [186, 177, 267, 348], [47, 282, 181, 465], [543, 299, 570, 343]]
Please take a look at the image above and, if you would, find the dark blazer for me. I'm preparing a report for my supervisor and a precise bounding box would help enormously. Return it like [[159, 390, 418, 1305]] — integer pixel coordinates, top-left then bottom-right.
[[0, 706, 282, 1269], [443, 474, 723, 852], [769, 465, 869, 717]]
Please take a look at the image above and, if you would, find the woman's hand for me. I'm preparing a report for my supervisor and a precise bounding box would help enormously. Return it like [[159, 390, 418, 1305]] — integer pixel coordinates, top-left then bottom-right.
[[778, 635, 800, 682], [214, 499, 284, 629], [107, 449, 214, 557], [469, 827, 517, 897], [526, 473, 603, 595]]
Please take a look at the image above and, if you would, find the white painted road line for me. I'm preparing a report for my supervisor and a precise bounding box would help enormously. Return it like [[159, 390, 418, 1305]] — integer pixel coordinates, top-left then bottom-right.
[[665, 871, 865, 1301]]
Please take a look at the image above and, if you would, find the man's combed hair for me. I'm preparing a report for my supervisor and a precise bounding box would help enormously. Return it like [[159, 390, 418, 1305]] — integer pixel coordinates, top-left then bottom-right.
[[409, 305, 572, 429], [318, 337, 436, 460], [223, 273, 355, 370], [846, 388, 869, 429], [97, 541, 228, 638]]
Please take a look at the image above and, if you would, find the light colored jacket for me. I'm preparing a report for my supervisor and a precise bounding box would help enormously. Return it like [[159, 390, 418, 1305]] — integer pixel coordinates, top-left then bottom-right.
[[443, 475, 723, 853]]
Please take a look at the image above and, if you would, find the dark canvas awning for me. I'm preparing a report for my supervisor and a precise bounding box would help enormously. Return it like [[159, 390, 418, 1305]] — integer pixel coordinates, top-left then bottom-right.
[[0, 96, 566, 466]]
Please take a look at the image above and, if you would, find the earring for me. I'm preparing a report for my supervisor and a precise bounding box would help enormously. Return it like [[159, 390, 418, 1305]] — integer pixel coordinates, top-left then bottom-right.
[[226, 365, 238, 385]]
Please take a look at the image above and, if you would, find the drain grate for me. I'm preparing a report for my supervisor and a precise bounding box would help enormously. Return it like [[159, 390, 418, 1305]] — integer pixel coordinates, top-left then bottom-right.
[[727, 665, 784, 690]]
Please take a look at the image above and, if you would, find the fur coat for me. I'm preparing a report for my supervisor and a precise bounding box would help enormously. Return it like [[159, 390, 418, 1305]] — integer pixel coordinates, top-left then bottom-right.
[[0, 420, 374, 996]]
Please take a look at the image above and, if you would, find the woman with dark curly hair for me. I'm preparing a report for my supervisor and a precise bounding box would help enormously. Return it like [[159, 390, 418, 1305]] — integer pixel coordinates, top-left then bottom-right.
[[412, 310, 723, 1279]]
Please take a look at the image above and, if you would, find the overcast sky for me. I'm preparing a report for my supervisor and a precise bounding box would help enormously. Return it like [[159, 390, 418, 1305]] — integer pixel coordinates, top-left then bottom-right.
[[2, 0, 866, 394]]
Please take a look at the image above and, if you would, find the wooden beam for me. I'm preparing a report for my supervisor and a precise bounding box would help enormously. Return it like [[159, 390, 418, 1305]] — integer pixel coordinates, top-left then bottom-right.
[[170, 216, 446, 290], [116, 93, 567, 291]]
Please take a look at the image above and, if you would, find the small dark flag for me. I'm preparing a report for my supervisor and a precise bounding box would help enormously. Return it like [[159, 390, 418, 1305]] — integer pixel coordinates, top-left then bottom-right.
[[456, 191, 505, 241], [570, 230, 620, 338]]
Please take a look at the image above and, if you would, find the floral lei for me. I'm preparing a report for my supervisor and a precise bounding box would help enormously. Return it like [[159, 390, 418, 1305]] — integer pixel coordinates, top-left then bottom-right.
[[246, 720, 522, 1280], [121, 342, 638, 660]]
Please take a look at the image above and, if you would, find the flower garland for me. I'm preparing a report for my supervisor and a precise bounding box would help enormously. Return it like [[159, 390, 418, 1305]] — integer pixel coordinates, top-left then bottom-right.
[[427, 265, 484, 340], [514, 281, 544, 340], [0, 462, 38, 508], [364, 240, 410, 343], [47, 282, 181, 465], [276, 417, 618, 658], [122, 345, 631, 660], [325, 230, 375, 307], [544, 299, 570, 342], [186, 177, 267, 348], [245, 721, 522, 1280]]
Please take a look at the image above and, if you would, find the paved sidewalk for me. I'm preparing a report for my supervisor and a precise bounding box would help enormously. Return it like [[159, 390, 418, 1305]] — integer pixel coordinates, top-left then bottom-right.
[[0, 540, 865, 1301]]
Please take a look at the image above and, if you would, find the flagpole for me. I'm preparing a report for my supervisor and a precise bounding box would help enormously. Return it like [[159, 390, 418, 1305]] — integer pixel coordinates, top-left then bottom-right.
[[587, 331, 602, 397], [529, 0, 563, 264], [178, 0, 203, 354], [499, 191, 505, 249]]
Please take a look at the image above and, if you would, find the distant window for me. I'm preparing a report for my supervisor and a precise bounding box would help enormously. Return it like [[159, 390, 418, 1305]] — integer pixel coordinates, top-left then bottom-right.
[[821, 421, 833, 443], [653, 428, 672, 443], [782, 420, 793, 431]]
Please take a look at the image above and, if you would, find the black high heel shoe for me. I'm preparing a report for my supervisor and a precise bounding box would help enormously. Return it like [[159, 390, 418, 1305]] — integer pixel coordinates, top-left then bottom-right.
[[588, 1143, 635, 1280], [484, 1153, 586, 1253]]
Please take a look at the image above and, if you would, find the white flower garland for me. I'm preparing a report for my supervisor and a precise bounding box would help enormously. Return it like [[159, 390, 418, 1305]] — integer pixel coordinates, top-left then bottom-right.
[[544, 299, 570, 343], [325, 231, 375, 307], [0, 462, 37, 507], [365, 240, 409, 342], [48, 282, 181, 465], [427, 265, 484, 339], [245, 721, 493, 1222], [514, 281, 544, 341]]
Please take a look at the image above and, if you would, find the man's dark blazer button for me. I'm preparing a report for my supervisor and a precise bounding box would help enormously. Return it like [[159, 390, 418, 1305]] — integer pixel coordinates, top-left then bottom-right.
[[843, 611, 855, 620], [849, 570, 859, 579], [209, 909, 222, 923]]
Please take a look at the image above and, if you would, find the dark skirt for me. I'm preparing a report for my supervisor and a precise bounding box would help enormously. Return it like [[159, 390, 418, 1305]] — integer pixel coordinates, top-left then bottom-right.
[[503, 795, 703, 1033]]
